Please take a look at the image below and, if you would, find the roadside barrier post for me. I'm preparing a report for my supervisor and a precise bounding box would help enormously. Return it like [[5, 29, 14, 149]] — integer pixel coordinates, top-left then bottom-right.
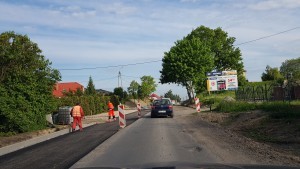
[[118, 104, 126, 128], [137, 103, 141, 118], [195, 97, 201, 112]]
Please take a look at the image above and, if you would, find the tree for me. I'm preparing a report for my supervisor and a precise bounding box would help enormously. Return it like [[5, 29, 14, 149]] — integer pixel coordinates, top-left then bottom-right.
[[160, 25, 245, 102], [113, 87, 128, 103], [85, 76, 96, 95], [280, 57, 300, 86], [164, 90, 181, 102], [0, 31, 61, 133], [187, 26, 244, 75], [261, 65, 284, 83], [160, 36, 214, 101], [137, 85, 143, 100], [127, 80, 140, 102], [140, 76, 157, 99]]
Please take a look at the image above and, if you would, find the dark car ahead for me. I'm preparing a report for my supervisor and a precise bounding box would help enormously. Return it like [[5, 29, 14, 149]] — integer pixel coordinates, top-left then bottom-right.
[[151, 98, 173, 118]]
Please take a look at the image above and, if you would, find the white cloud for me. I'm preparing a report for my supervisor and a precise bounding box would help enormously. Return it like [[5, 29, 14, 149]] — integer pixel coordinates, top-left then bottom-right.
[[249, 0, 300, 10], [1, 0, 300, 95]]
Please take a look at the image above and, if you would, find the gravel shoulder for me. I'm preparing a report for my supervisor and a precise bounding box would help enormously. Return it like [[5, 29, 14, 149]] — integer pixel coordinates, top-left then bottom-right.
[[175, 106, 300, 167]]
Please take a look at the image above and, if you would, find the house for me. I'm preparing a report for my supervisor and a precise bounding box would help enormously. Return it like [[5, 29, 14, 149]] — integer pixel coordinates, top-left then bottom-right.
[[149, 93, 161, 100], [53, 82, 84, 97]]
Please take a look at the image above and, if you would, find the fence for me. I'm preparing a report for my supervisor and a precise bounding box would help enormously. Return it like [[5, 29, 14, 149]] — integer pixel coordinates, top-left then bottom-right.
[[236, 84, 300, 102]]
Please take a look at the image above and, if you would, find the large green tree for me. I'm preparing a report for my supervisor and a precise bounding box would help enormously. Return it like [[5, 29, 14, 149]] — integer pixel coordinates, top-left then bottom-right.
[[160, 36, 214, 101], [160, 25, 245, 101], [0, 31, 61, 133], [140, 76, 157, 99], [85, 76, 96, 95], [280, 57, 300, 86]]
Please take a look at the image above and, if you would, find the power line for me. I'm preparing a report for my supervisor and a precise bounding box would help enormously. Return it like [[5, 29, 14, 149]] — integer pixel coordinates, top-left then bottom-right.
[[122, 74, 160, 80], [78, 76, 118, 83], [58, 60, 161, 71], [235, 26, 300, 46]]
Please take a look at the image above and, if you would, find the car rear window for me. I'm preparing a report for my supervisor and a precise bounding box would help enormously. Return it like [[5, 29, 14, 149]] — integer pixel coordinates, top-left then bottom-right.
[[153, 99, 171, 105]]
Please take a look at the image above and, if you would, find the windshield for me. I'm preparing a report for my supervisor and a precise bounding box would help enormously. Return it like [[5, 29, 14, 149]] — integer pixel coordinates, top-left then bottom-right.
[[153, 99, 171, 106]]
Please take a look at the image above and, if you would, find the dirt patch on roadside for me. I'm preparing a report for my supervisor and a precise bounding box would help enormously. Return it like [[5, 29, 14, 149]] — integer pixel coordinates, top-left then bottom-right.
[[186, 110, 300, 166]]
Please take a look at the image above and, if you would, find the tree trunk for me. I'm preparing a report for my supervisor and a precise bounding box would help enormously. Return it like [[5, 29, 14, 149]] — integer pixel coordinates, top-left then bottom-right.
[[186, 86, 192, 104]]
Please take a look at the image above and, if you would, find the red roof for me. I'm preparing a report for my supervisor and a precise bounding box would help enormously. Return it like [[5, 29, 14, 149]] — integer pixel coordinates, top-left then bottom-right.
[[53, 82, 84, 97], [150, 93, 161, 100]]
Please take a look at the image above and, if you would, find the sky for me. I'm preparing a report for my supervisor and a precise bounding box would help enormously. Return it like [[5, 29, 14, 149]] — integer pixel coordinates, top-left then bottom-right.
[[1, 0, 300, 100]]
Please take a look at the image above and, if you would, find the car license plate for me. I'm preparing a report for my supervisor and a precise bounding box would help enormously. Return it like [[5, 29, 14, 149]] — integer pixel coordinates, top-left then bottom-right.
[[158, 110, 166, 113]]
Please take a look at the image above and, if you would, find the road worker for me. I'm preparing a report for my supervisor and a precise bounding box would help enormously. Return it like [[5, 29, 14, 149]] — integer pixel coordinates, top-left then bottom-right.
[[107, 101, 116, 122], [71, 102, 85, 131]]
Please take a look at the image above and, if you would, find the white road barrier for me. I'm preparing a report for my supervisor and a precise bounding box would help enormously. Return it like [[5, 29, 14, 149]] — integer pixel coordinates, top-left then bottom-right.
[[195, 97, 201, 112], [118, 105, 126, 128]]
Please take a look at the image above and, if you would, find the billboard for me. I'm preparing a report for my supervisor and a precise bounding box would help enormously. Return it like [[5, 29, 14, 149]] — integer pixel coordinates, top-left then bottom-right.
[[206, 70, 238, 91]]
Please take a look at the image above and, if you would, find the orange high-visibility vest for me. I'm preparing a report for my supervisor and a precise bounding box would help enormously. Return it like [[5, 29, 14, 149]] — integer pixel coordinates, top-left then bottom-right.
[[108, 102, 114, 109], [72, 105, 82, 117]]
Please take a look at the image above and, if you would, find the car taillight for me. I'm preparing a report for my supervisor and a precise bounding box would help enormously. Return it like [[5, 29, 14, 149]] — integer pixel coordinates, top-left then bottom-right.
[[151, 106, 156, 109], [168, 105, 173, 109]]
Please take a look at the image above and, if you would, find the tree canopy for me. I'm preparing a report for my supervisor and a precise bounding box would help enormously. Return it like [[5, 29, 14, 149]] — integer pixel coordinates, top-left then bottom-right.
[[280, 57, 300, 86], [113, 87, 128, 103], [164, 90, 181, 102], [0, 31, 61, 133], [140, 76, 157, 99], [160, 25, 245, 101], [127, 80, 139, 101], [261, 65, 284, 84]]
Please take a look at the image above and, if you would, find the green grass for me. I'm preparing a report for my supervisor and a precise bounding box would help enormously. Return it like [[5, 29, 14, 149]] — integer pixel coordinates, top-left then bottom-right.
[[216, 101, 257, 112], [259, 101, 300, 119], [216, 100, 300, 119], [197, 90, 300, 119], [198, 91, 236, 110]]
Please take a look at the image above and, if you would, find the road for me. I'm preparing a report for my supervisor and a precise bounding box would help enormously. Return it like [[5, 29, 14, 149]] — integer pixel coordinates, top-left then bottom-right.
[[71, 106, 222, 168], [71, 106, 300, 169], [0, 110, 147, 169], [1, 106, 299, 169]]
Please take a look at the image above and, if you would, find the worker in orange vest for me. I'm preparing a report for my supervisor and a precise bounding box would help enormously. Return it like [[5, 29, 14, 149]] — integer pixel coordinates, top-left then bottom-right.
[[107, 101, 116, 122], [71, 102, 85, 131]]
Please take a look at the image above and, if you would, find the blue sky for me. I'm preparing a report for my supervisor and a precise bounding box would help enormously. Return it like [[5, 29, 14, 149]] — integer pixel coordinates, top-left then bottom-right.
[[1, 0, 300, 99]]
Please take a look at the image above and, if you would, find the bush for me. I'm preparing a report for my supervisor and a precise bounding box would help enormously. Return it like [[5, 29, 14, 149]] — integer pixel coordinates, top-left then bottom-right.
[[259, 102, 300, 119], [57, 95, 111, 115], [216, 100, 300, 119], [0, 32, 60, 133], [216, 101, 257, 112]]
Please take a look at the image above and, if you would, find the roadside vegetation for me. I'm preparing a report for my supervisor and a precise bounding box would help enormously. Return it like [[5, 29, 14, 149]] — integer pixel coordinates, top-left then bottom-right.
[[198, 88, 300, 149], [0, 31, 159, 136]]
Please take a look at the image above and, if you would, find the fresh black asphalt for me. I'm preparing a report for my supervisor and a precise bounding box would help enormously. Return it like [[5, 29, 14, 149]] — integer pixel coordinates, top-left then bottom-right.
[[0, 111, 146, 169]]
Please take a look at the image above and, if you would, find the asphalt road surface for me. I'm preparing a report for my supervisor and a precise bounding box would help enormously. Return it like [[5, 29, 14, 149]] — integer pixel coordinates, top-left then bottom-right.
[[71, 106, 300, 169], [71, 106, 220, 169], [2, 106, 299, 169], [0, 110, 146, 169]]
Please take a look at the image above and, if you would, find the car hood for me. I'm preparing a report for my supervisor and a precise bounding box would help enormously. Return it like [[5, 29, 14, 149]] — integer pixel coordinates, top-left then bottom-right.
[[74, 161, 299, 169]]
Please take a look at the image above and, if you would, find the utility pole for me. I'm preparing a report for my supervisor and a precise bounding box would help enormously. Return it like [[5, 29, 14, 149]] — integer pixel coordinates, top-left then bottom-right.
[[118, 71, 122, 88]]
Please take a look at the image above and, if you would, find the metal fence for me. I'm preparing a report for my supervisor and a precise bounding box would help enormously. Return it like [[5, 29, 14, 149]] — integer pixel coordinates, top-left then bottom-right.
[[236, 84, 300, 102]]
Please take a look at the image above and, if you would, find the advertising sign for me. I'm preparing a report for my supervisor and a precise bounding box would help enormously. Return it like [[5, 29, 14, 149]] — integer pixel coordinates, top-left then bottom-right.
[[206, 70, 238, 91]]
